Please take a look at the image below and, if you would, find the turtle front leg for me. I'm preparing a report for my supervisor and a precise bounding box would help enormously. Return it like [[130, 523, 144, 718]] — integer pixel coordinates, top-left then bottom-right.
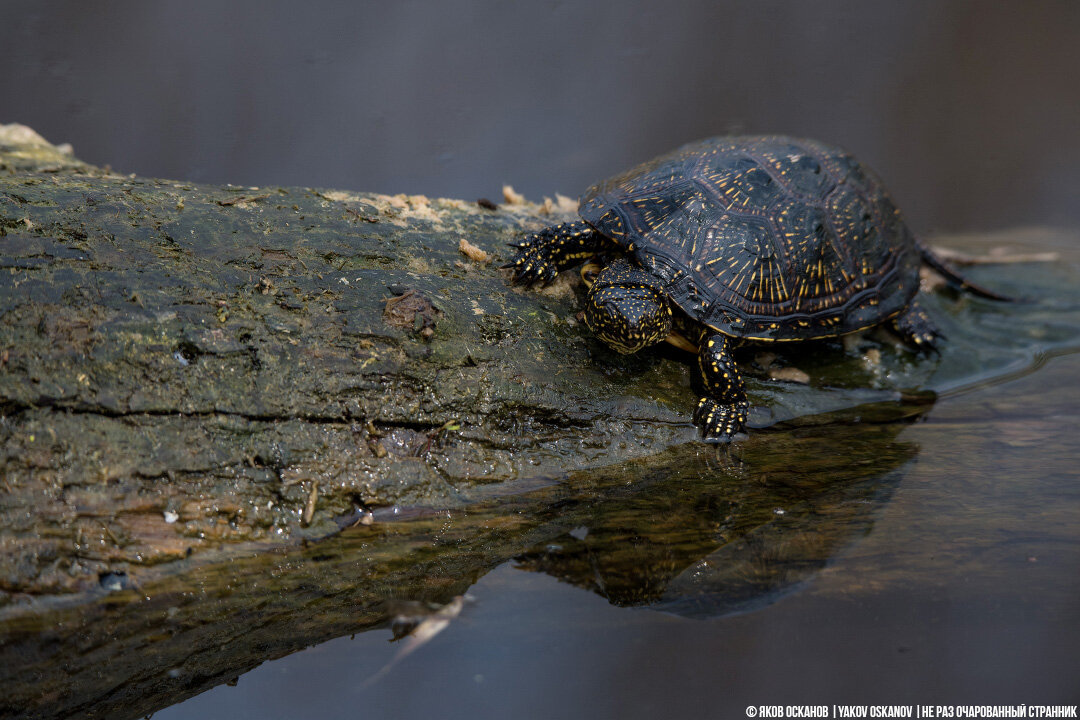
[[503, 221, 614, 285], [693, 332, 750, 443], [891, 297, 941, 351]]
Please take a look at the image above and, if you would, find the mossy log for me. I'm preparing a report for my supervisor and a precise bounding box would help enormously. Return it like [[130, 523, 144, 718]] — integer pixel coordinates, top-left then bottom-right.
[[0, 125, 935, 603], [0, 125, 705, 601]]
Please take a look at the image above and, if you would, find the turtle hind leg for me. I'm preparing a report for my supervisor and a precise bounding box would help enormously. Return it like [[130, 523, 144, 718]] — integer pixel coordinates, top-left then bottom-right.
[[892, 297, 941, 351], [503, 221, 614, 285], [692, 332, 750, 443]]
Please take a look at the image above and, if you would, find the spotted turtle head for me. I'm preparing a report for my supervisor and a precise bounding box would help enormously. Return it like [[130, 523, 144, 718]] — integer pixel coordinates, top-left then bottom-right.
[[584, 260, 672, 354]]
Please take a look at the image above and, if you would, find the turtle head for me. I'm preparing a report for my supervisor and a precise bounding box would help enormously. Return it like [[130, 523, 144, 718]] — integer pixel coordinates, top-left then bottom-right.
[[584, 260, 672, 354]]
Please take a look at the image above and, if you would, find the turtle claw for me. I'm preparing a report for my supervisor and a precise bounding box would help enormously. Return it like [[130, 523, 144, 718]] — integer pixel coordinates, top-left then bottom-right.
[[503, 221, 608, 287], [693, 397, 749, 443], [893, 298, 942, 355], [503, 233, 542, 285], [910, 332, 942, 357], [504, 241, 559, 286], [506, 256, 553, 286]]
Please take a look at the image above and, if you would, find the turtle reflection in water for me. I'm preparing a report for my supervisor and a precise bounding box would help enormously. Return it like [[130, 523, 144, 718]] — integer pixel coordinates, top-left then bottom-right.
[[513, 412, 926, 618], [505, 136, 1008, 442]]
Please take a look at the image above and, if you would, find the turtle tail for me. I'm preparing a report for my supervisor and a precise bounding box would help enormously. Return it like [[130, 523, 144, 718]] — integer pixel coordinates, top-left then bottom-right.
[[916, 240, 1015, 302]]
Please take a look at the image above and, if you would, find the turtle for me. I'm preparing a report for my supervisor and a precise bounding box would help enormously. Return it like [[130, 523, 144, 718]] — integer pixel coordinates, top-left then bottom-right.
[[504, 136, 1008, 443]]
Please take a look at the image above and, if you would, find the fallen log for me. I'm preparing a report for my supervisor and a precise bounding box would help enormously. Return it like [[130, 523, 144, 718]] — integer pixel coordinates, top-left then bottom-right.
[[0, 124, 710, 601], [0, 124, 963, 602]]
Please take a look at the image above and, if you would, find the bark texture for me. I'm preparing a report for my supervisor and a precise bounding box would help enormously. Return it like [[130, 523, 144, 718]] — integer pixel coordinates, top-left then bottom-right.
[[0, 125, 694, 601]]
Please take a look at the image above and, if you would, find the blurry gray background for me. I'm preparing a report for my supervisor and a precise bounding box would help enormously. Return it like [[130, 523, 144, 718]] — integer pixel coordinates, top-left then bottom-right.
[[5, 0, 1079, 233]]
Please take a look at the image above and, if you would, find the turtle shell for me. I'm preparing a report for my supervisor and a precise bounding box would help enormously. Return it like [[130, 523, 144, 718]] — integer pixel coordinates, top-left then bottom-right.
[[578, 136, 921, 341]]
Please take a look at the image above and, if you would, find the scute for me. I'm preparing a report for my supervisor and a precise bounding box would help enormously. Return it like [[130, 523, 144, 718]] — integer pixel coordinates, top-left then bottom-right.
[[577, 135, 920, 341], [826, 185, 887, 279], [697, 156, 784, 212], [623, 183, 705, 237], [744, 139, 836, 199], [697, 216, 788, 314]]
